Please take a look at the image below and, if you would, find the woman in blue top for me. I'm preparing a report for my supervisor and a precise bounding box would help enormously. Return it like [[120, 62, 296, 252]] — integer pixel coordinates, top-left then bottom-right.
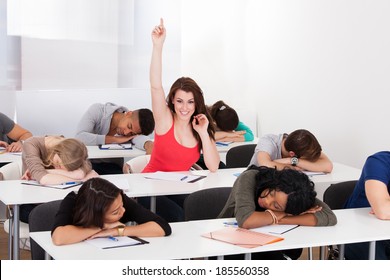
[[209, 100, 254, 142], [344, 151, 390, 259]]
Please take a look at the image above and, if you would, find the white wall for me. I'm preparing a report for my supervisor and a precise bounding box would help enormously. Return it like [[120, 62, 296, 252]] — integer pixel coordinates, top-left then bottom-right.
[[3, 0, 390, 169], [182, 0, 390, 168]]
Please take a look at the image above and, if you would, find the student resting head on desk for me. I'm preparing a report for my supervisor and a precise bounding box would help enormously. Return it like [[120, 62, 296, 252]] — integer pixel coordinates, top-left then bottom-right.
[[75, 102, 155, 175], [20, 136, 99, 223], [343, 151, 390, 260], [218, 166, 337, 260], [249, 129, 333, 173], [51, 177, 171, 245], [208, 100, 254, 142]]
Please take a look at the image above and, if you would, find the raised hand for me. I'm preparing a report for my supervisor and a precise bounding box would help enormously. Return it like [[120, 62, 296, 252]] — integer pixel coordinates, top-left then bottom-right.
[[151, 18, 166, 46]]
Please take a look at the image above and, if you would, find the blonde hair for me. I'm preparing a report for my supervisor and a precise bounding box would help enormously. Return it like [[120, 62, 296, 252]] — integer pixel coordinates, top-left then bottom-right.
[[45, 138, 91, 173]]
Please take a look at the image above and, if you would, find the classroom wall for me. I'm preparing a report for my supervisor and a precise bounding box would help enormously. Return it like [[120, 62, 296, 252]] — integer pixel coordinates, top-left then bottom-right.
[[181, 0, 390, 169], [2, 0, 389, 169]]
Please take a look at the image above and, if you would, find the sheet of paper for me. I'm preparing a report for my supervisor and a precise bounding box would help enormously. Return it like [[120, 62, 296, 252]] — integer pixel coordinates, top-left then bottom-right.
[[251, 224, 299, 235], [21, 180, 82, 189], [105, 177, 131, 192], [99, 143, 132, 150], [144, 171, 206, 183], [85, 236, 141, 249], [302, 171, 326, 176]]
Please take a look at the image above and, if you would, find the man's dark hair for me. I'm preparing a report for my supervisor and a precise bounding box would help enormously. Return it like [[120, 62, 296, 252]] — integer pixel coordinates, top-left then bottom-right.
[[284, 129, 322, 161], [137, 108, 155, 135]]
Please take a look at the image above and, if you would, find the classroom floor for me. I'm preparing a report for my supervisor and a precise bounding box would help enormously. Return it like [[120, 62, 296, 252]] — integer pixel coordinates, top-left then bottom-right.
[[0, 221, 320, 261]]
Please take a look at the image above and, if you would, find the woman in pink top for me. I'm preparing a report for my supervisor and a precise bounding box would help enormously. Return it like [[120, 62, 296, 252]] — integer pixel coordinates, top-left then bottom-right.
[[138, 19, 220, 222]]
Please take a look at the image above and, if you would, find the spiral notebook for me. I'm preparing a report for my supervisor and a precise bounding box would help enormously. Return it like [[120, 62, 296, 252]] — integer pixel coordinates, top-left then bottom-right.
[[202, 227, 284, 248]]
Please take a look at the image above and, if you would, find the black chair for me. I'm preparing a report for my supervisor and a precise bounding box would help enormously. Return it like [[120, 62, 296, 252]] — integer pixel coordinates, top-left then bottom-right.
[[323, 180, 357, 210], [183, 187, 231, 221], [225, 144, 256, 168], [29, 200, 62, 260], [323, 180, 357, 259]]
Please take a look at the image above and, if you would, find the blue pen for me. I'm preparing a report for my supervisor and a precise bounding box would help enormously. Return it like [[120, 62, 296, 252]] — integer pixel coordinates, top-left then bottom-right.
[[224, 221, 238, 227], [61, 181, 78, 185], [180, 176, 188, 181], [108, 236, 119, 241]]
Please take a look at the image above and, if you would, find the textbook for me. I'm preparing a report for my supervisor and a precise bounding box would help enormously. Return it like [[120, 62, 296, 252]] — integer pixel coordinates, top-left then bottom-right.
[[21, 180, 83, 189], [202, 227, 284, 248], [85, 236, 148, 249], [144, 171, 206, 183], [99, 143, 132, 150]]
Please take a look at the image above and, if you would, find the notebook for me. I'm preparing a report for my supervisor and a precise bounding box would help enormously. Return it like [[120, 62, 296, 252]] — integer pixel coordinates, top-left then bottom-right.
[[202, 227, 284, 248], [85, 236, 148, 249], [99, 143, 132, 150]]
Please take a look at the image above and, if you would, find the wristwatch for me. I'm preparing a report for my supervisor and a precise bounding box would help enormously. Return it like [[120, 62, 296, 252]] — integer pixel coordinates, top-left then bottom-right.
[[291, 156, 299, 167], [117, 225, 125, 236]]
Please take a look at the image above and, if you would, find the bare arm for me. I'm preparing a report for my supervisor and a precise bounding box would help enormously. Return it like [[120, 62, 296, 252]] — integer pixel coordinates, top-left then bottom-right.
[[261, 151, 333, 172], [52, 225, 102, 245], [215, 131, 246, 142], [193, 114, 220, 172], [150, 18, 172, 135], [366, 180, 390, 220], [5, 124, 33, 152]]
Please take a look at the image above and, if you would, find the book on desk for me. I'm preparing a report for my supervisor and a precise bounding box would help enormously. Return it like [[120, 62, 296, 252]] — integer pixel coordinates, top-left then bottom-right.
[[202, 227, 284, 248]]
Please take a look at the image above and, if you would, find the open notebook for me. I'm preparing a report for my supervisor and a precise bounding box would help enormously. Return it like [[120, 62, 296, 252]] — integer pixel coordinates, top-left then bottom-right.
[[202, 227, 284, 248]]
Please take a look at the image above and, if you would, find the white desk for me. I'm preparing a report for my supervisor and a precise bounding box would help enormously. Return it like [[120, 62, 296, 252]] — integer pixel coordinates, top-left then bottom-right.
[[86, 146, 146, 159], [0, 163, 360, 260], [0, 168, 242, 260], [0, 152, 22, 163], [30, 208, 390, 260]]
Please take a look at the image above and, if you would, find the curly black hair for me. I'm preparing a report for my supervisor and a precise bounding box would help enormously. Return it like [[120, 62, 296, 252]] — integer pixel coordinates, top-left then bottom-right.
[[248, 165, 316, 215]]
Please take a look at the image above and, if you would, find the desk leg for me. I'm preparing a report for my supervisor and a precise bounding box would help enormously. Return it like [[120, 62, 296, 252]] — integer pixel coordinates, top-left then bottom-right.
[[307, 247, 313, 260], [44, 252, 52, 260], [150, 196, 156, 213], [339, 244, 345, 260], [8, 216, 12, 259], [12, 204, 20, 260], [368, 241, 376, 260]]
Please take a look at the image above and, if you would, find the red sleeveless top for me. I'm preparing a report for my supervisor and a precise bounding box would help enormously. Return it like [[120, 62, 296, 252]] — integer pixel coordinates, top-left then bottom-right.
[[142, 124, 200, 173]]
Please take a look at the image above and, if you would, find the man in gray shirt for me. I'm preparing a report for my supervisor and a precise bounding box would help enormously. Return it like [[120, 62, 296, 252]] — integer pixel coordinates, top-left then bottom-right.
[[248, 129, 333, 173], [75, 102, 155, 174]]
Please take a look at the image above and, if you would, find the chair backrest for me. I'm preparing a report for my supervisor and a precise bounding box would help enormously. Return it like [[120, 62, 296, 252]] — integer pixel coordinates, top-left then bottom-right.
[[28, 200, 62, 260], [125, 155, 151, 173], [0, 161, 23, 180], [323, 180, 357, 210], [183, 187, 231, 221], [225, 144, 256, 168]]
